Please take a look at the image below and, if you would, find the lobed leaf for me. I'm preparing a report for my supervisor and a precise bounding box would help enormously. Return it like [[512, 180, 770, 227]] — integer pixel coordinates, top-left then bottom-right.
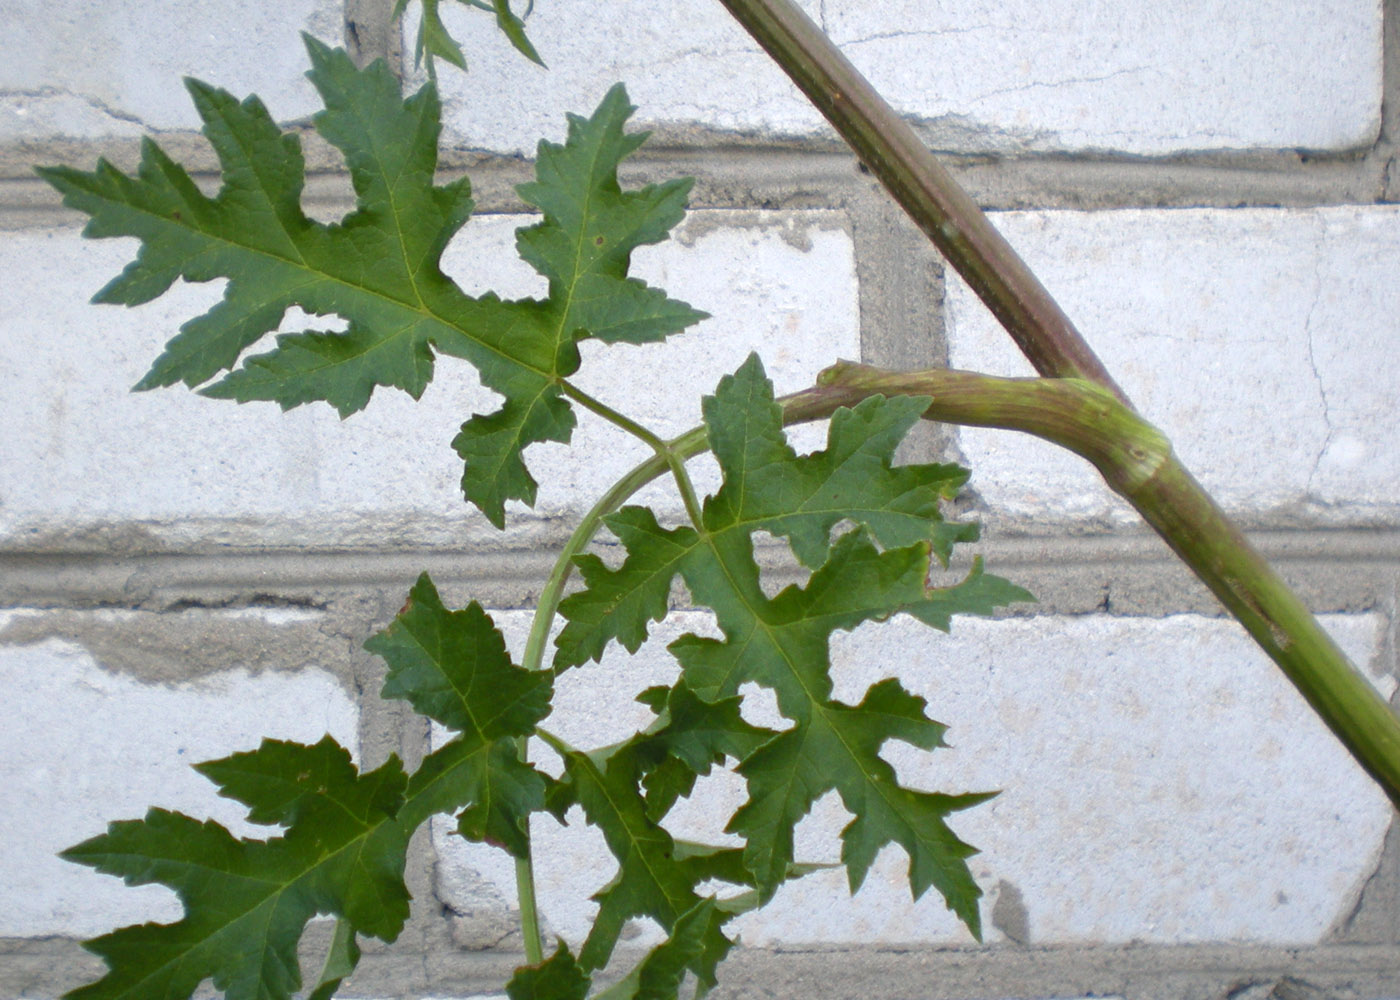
[[544, 676, 836, 984], [633, 683, 773, 821], [453, 83, 706, 524], [366, 572, 555, 852], [40, 41, 703, 528], [550, 741, 737, 975], [592, 900, 730, 1000], [557, 354, 1031, 936], [64, 576, 556, 1000], [553, 354, 976, 671], [63, 738, 412, 1000]]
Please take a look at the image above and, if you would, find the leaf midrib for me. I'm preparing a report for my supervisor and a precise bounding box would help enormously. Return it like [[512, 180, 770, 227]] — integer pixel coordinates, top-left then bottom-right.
[[88, 747, 498, 1000], [571, 751, 697, 929], [90, 818, 385, 1000], [697, 531, 946, 892], [74, 179, 557, 387]]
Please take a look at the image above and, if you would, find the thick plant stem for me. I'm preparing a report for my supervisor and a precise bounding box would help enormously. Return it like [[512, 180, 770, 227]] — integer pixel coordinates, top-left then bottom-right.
[[520, 365, 1400, 810], [716, 0, 1400, 808], [715, 0, 1126, 400], [786, 364, 1400, 809]]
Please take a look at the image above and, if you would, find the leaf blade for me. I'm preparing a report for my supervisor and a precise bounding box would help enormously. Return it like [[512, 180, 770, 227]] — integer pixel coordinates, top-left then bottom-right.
[[41, 45, 703, 524], [557, 355, 1031, 937]]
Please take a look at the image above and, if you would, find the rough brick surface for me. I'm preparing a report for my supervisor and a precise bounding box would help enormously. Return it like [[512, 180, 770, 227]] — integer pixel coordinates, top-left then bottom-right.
[[0, 211, 856, 550], [3, 1, 1399, 993], [946, 206, 1400, 526], [0, 0, 343, 140], [0, 608, 357, 938], [433, 609, 1392, 947], [420, 1, 1381, 155]]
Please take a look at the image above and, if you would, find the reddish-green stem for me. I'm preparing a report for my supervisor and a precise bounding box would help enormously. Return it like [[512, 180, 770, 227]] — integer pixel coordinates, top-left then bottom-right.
[[715, 0, 1126, 399], [715, 0, 1400, 808]]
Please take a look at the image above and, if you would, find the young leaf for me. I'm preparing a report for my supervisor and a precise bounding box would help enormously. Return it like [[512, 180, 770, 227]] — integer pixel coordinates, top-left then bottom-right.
[[553, 353, 974, 671], [39, 41, 703, 527], [489, 0, 546, 67], [557, 355, 1030, 936], [365, 572, 554, 853], [392, 0, 544, 75], [62, 737, 412, 1000], [397, 0, 469, 74]]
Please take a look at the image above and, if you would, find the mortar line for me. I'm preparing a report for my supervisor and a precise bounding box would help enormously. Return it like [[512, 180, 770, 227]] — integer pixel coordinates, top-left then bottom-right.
[[4, 528, 1399, 606], [1383, 0, 1400, 198], [4, 144, 1396, 232]]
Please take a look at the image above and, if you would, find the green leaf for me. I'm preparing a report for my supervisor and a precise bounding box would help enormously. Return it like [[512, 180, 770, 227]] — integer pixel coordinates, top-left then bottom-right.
[[906, 555, 1036, 631], [307, 919, 360, 1000], [63, 737, 411, 1000], [392, 0, 544, 75], [453, 385, 577, 528], [366, 572, 554, 853], [65, 574, 560, 1000], [633, 683, 773, 821], [397, 0, 468, 74], [551, 742, 735, 975], [506, 942, 591, 1000], [555, 506, 698, 671], [455, 83, 707, 524], [488, 0, 546, 66], [592, 900, 731, 1000], [40, 42, 702, 527], [367, 573, 551, 738], [557, 355, 1030, 937], [553, 353, 972, 671], [699, 353, 975, 568], [670, 530, 998, 930]]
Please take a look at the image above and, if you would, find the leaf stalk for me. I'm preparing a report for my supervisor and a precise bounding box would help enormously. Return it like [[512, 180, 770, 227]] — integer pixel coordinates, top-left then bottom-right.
[[562, 382, 708, 527], [513, 416, 708, 966]]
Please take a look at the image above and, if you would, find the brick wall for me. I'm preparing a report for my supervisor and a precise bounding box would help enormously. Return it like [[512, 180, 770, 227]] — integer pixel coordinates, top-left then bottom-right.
[[2, 2, 1398, 998]]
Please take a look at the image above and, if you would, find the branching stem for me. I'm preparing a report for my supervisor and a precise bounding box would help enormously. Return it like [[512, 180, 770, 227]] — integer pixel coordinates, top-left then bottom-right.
[[714, 0, 1400, 808], [715, 0, 1126, 400], [791, 363, 1400, 808], [516, 362, 1400, 965], [514, 391, 708, 962], [561, 382, 707, 527]]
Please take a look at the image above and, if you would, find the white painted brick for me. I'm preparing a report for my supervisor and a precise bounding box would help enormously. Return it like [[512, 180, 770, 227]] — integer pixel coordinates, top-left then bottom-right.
[[0, 0, 342, 140], [0, 611, 358, 938], [435, 608, 1391, 947], [0, 211, 856, 548], [946, 206, 1400, 525], [421, 1, 1380, 155]]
